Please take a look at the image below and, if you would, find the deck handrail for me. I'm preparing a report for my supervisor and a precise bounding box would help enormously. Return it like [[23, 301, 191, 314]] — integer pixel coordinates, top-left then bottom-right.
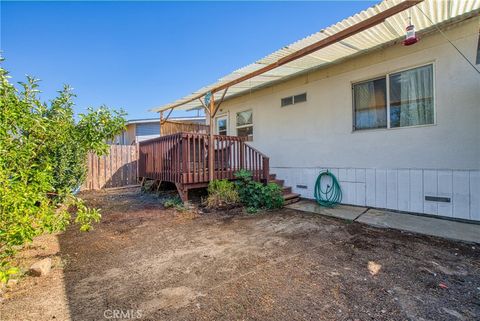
[[138, 132, 270, 185]]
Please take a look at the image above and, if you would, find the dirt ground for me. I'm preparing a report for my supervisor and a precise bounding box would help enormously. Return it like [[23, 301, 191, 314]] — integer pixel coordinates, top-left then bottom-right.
[[1, 187, 479, 321]]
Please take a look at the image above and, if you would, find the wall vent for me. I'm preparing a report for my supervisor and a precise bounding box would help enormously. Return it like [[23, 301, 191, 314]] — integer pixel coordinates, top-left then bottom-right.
[[425, 196, 451, 203]]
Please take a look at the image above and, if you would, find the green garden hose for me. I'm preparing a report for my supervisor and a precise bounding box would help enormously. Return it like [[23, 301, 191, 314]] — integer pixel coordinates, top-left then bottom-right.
[[314, 170, 342, 207]]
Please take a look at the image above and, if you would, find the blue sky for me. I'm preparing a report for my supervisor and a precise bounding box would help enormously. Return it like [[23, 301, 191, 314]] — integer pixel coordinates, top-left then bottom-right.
[[1, 1, 376, 119]]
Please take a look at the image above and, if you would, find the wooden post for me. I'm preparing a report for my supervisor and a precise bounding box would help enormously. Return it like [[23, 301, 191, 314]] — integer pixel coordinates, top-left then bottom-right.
[[136, 142, 140, 183], [208, 95, 215, 181], [262, 157, 269, 183], [159, 111, 164, 136], [240, 140, 245, 169]]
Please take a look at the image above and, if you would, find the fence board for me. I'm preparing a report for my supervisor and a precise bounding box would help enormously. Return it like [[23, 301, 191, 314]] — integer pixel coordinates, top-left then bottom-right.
[[82, 145, 138, 191]]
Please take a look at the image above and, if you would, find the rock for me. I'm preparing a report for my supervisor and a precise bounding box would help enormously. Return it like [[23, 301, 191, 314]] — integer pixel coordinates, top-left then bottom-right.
[[368, 261, 382, 276], [29, 258, 52, 277], [441, 308, 465, 321], [6, 279, 18, 288]]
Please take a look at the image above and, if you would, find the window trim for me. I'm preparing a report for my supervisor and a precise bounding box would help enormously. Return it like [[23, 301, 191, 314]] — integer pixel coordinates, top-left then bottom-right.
[[352, 62, 436, 132], [236, 109, 253, 138]]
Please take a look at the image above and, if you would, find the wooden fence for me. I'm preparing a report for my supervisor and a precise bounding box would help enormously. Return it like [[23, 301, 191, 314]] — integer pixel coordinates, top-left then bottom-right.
[[160, 120, 209, 136], [82, 145, 138, 191]]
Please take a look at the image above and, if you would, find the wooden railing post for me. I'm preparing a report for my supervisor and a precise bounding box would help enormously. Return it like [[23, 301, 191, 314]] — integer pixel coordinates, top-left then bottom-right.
[[136, 142, 140, 183], [182, 133, 188, 184], [262, 157, 269, 183], [208, 96, 215, 181], [240, 140, 245, 169]]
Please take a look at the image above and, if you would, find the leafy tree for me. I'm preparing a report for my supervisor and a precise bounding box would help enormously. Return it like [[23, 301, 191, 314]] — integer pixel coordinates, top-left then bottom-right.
[[0, 61, 126, 282]]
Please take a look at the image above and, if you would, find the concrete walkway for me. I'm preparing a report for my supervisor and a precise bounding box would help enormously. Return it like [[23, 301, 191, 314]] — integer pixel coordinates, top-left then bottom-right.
[[287, 199, 480, 244]]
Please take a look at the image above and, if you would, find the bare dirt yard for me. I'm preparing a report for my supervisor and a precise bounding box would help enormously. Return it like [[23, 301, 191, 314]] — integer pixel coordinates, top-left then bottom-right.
[[1, 187, 479, 321]]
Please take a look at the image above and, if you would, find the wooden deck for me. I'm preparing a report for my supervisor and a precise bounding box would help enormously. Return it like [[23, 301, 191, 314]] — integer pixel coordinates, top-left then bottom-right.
[[138, 132, 269, 200]]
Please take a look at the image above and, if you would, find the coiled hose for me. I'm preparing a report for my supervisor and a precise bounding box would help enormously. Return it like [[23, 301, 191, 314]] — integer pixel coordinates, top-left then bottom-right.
[[314, 170, 342, 207]]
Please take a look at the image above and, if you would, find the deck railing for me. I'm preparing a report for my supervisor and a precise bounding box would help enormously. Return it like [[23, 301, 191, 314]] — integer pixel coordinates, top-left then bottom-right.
[[138, 132, 269, 185]]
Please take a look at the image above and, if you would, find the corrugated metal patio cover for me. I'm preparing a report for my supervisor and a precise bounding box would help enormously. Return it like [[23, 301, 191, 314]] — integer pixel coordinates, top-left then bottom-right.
[[150, 0, 479, 112]]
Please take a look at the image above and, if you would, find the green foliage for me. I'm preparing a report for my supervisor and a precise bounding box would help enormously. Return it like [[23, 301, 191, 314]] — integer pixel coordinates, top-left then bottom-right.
[[234, 170, 284, 212], [74, 197, 102, 232], [0, 60, 126, 282], [262, 183, 285, 210], [163, 196, 185, 211], [205, 179, 240, 209]]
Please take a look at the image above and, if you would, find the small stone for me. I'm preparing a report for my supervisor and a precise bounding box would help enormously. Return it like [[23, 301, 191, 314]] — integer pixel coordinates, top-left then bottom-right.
[[6, 279, 18, 287], [29, 258, 52, 277], [368, 261, 382, 276], [441, 307, 465, 321]]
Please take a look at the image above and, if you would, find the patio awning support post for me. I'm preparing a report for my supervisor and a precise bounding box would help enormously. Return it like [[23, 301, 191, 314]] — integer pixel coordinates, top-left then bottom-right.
[[208, 95, 216, 181]]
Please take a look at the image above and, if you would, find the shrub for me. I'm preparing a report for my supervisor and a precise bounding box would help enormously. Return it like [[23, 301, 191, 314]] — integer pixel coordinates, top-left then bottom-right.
[[205, 179, 240, 209], [163, 196, 185, 211], [0, 61, 126, 282], [262, 183, 284, 210], [234, 170, 284, 212]]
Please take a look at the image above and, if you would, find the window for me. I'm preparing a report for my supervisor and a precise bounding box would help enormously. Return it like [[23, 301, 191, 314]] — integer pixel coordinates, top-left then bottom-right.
[[236, 110, 253, 139], [353, 64, 434, 130], [216, 116, 227, 136], [281, 96, 293, 107], [281, 93, 307, 107], [353, 78, 387, 129], [136, 123, 160, 136], [389, 65, 434, 128]]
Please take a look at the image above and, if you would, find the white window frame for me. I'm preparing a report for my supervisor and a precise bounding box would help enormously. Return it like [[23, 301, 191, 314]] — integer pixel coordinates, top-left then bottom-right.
[[236, 109, 253, 138], [215, 115, 228, 135], [281, 92, 307, 107], [352, 62, 436, 132]]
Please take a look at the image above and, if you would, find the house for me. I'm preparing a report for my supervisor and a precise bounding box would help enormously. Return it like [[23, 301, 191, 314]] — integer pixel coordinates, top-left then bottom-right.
[[145, 0, 480, 222], [113, 116, 206, 144]]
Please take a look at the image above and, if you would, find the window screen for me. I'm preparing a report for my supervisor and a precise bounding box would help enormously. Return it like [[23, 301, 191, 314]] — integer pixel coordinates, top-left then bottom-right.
[[281, 96, 293, 107], [294, 93, 307, 103], [353, 78, 387, 130]]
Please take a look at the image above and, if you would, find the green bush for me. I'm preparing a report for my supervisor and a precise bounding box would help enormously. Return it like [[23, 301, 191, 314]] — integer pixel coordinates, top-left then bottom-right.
[[262, 183, 285, 210], [0, 61, 126, 282], [234, 170, 284, 212], [163, 196, 185, 211], [205, 179, 240, 209]]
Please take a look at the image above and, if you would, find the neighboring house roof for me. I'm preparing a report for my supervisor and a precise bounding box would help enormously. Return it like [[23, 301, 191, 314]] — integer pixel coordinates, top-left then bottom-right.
[[150, 0, 479, 113], [126, 116, 205, 125]]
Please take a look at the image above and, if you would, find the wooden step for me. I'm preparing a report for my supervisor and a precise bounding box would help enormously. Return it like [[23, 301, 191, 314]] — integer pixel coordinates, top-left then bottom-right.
[[283, 192, 301, 205], [271, 179, 284, 187], [282, 186, 292, 195]]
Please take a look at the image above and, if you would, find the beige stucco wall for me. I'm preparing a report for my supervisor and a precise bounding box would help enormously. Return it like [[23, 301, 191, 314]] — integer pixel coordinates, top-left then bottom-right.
[[214, 17, 479, 220], [217, 17, 480, 171]]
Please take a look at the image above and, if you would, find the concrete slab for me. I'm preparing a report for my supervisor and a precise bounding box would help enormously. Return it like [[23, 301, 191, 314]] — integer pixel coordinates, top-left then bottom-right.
[[357, 209, 480, 244], [286, 199, 366, 221]]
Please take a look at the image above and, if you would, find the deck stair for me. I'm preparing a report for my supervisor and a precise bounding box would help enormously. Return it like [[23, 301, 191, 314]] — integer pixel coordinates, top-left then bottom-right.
[[268, 173, 300, 205]]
